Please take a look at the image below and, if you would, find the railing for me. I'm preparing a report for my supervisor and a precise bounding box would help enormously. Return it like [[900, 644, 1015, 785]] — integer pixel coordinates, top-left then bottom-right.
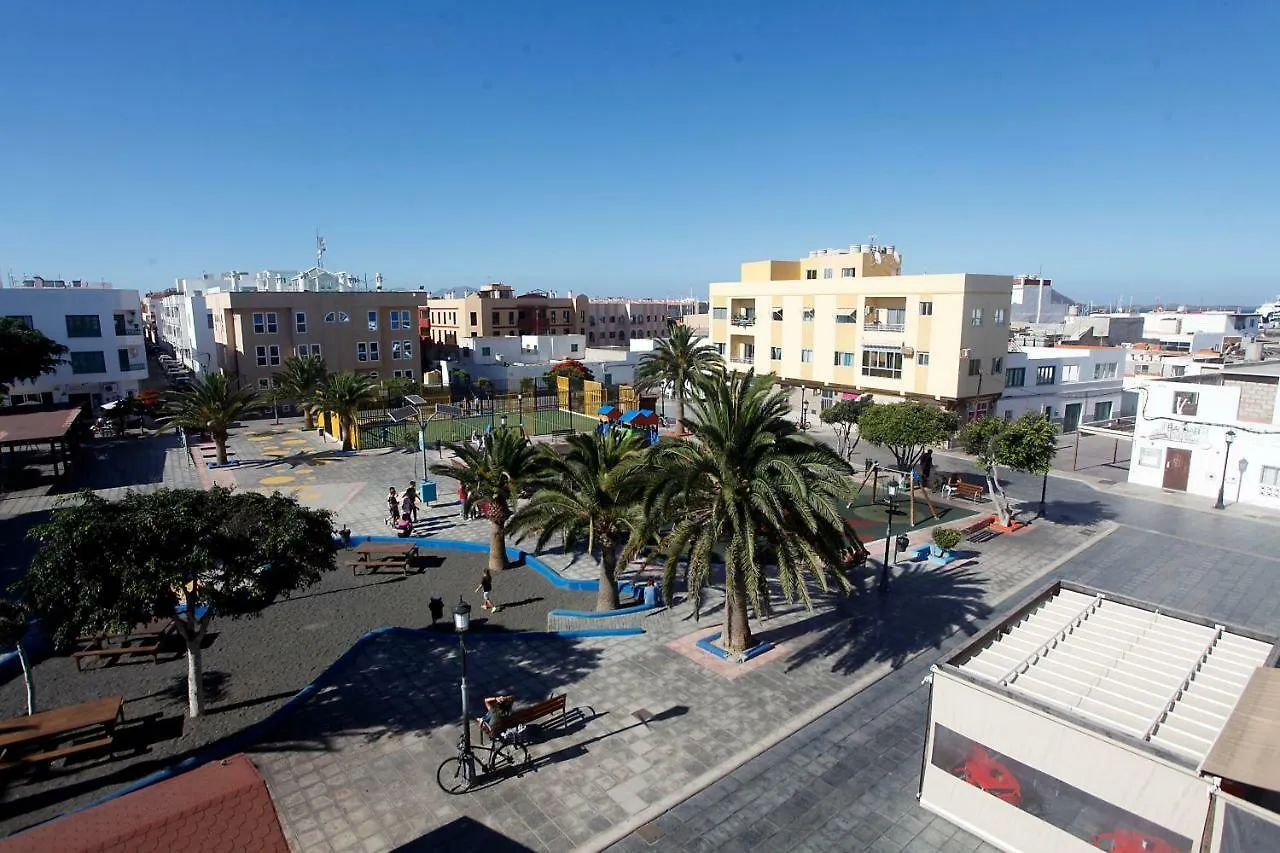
[[862, 322, 906, 333], [729, 356, 754, 364], [731, 317, 756, 327]]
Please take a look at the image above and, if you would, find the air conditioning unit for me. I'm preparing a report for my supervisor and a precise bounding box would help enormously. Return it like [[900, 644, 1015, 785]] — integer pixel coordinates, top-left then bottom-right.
[[901, 346, 915, 357], [959, 348, 971, 358]]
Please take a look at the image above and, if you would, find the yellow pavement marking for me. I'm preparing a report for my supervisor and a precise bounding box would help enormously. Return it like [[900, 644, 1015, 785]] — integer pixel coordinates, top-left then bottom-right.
[[259, 475, 297, 486]]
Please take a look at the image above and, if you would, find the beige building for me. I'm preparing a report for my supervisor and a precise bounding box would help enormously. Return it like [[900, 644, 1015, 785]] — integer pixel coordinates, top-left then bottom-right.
[[419, 282, 588, 367], [205, 289, 422, 390], [709, 244, 1014, 418]]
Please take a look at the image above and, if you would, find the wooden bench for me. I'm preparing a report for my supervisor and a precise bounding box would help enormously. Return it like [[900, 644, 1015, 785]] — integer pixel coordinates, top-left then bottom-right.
[[480, 694, 568, 744], [549, 428, 575, 438], [0, 736, 115, 773], [951, 482, 986, 503], [73, 622, 177, 671], [961, 516, 999, 543]]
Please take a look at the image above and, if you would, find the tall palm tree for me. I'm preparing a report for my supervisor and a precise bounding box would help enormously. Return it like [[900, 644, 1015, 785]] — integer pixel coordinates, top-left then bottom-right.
[[309, 372, 378, 451], [163, 373, 260, 464], [275, 354, 327, 429], [509, 430, 655, 611], [431, 428, 545, 573], [635, 323, 724, 434], [651, 370, 859, 653]]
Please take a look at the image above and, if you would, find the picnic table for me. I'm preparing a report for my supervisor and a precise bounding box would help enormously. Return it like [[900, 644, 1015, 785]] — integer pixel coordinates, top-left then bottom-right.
[[74, 619, 178, 671], [0, 695, 124, 772], [352, 541, 418, 576]]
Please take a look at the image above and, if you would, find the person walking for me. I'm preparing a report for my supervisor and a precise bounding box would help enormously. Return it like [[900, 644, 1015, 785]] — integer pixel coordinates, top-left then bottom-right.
[[920, 449, 934, 486], [476, 569, 498, 612], [386, 487, 400, 526], [403, 482, 419, 523]]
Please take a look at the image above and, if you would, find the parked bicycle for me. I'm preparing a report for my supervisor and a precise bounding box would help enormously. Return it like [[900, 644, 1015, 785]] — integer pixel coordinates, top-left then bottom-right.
[[436, 729, 530, 794]]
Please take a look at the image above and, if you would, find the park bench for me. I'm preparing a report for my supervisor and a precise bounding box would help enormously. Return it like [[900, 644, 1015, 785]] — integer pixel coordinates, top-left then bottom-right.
[[951, 482, 986, 503], [549, 428, 575, 438], [0, 696, 123, 774], [961, 516, 999, 543], [73, 622, 178, 671], [480, 693, 568, 744], [351, 542, 417, 577]]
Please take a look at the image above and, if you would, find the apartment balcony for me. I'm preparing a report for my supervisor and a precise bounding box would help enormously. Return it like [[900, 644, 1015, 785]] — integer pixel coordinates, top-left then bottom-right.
[[731, 316, 757, 328], [862, 321, 906, 333], [729, 355, 754, 364]]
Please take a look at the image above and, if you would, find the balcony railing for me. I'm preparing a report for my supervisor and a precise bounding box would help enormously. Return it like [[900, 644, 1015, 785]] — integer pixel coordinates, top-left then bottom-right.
[[862, 322, 906, 333], [731, 317, 756, 327], [729, 356, 754, 364]]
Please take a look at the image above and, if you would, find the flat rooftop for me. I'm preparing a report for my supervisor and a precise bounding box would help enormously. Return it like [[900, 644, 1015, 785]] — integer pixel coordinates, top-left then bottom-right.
[[948, 584, 1276, 764]]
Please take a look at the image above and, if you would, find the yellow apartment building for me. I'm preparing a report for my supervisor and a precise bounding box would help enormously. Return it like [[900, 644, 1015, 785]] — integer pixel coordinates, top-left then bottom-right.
[[419, 282, 588, 367], [205, 289, 422, 391], [709, 244, 1014, 418]]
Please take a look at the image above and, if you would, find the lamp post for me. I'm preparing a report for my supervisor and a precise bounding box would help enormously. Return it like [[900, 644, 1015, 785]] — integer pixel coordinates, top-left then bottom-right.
[[1214, 429, 1237, 510], [453, 598, 472, 752], [800, 399, 810, 430], [517, 393, 523, 424], [500, 413, 508, 430], [880, 483, 898, 592]]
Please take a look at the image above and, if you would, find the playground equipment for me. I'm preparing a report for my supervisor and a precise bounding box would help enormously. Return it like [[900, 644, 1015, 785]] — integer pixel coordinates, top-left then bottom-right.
[[855, 461, 940, 525]]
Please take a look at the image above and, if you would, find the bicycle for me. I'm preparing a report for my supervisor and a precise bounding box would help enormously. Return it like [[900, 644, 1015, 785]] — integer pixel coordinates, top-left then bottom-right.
[[436, 727, 530, 794]]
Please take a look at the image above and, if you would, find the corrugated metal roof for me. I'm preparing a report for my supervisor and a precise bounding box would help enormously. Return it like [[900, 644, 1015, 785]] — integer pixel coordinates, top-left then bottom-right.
[[955, 587, 1273, 763]]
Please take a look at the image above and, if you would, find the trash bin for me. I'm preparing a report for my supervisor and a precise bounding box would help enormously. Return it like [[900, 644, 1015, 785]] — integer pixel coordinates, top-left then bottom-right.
[[419, 481, 438, 503]]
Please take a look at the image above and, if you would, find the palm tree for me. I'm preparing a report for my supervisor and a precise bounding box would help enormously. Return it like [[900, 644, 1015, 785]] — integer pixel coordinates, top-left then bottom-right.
[[309, 372, 378, 451], [635, 323, 724, 434], [0, 601, 35, 715], [651, 370, 859, 653], [275, 354, 327, 429], [431, 428, 545, 573], [509, 430, 655, 611], [163, 373, 260, 464]]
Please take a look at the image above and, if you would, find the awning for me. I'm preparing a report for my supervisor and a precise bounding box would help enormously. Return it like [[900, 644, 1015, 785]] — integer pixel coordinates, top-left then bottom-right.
[[1200, 667, 1280, 791]]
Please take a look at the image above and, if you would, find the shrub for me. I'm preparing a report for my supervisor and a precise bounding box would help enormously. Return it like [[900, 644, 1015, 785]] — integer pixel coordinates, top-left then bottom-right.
[[931, 527, 962, 552]]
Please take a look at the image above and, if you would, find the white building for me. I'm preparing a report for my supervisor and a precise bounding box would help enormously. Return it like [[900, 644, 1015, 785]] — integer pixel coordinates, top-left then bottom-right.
[[999, 345, 1134, 429], [1142, 311, 1261, 342], [1008, 275, 1080, 325], [443, 334, 644, 392], [158, 279, 219, 375], [1127, 362, 1280, 509], [0, 276, 148, 408]]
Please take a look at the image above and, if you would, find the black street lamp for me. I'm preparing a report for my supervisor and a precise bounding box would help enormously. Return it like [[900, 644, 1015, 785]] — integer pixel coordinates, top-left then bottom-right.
[[880, 482, 899, 592], [453, 598, 472, 753], [800, 399, 810, 430], [1214, 429, 1237, 510], [500, 413, 508, 430]]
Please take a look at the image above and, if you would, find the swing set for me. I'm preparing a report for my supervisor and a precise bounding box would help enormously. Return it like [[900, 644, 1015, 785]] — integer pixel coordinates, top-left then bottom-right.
[[854, 461, 941, 525]]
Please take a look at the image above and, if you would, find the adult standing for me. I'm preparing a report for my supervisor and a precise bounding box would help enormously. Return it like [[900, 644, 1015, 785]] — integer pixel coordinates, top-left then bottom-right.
[[403, 481, 419, 523], [386, 487, 400, 526], [920, 449, 934, 484]]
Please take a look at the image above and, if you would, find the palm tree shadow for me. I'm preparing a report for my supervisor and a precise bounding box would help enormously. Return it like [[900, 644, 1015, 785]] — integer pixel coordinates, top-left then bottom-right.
[[781, 561, 991, 675]]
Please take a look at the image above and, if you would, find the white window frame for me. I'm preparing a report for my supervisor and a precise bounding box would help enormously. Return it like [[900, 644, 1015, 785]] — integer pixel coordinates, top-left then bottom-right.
[[994, 308, 1006, 326], [265, 312, 278, 333], [841, 267, 856, 278], [769, 347, 783, 360], [268, 344, 281, 366], [325, 311, 351, 323], [1261, 465, 1280, 486], [920, 302, 933, 316], [368, 311, 378, 332], [1139, 447, 1163, 468], [357, 342, 368, 362], [295, 312, 307, 333], [1062, 364, 1080, 383], [1094, 362, 1118, 380], [916, 352, 930, 366], [991, 356, 1003, 374], [822, 268, 833, 279], [390, 309, 411, 331], [368, 341, 380, 361], [392, 340, 404, 360], [801, 349, 814, 363], [971, 308, 984, 326], [255, 345, 268, 366], [252, 312, 265, 334]]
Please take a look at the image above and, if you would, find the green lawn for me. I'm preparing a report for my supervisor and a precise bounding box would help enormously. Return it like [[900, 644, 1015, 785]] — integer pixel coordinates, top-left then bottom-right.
[[358, 409, 600, 449]]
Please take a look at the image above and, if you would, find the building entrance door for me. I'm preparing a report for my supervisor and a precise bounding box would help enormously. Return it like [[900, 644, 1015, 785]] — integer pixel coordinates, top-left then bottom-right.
[[1163, 448, 1192, 491], [1063, 403, 1083, 433]]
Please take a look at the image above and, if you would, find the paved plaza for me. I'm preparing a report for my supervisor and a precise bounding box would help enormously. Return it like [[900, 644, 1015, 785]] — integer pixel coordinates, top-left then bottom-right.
[[2, 415, 1279, 852]]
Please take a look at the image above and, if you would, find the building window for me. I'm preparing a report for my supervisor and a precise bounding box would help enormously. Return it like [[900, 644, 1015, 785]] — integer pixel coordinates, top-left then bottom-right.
[[393, 369, 413, 379], [994, 308, 1006, 326], [916, 351, 930, 366], [822, 268, 833, 279], [69, 351, 106, 374], [1094, 362, 1118, 380], [357, 343, 368, 362], [1062, 364, 1080, 383], [772, 309, 783, 322], [509, 312, 516, 325], [805, 269, 818, 280], [295, 312, 307, 333], [834, 351, 855, 367], [1138, 447, 1163, 468], [1005, 367, 1025, 387], [970, 308, 983, 326], [65, 314, 102, 338], [968, 359, 982, 376], [295, 344, 319, 357], [256, 345, 268, 366], [715, 343, 725, 355], [368, 342, 380, 361], [324, 311, 350, 323], [1261, 465, 1280, 486], [770, 347, 783, 360], [835, 313, 857, 324], [841, 267, 856, 278], [257, 378, 272, 390], [1035, 365, 1056, 385], [919, 302, 933, 316], [392, 340, 403, 360], [402, 340, 413, 359], [712, 307, 727, 320], [207, 312, 215, 329], [390, 310, 411, 330], [801, 349, 813, 363], [570, 343, 580, 353], [802, 308, 815, 322], [991, 357, 1003, 374], [367, 311, 378, 331], [861, 349, 903, 379], [268, 345, 281, 366], [1173, 391, 1199, 416], [491, 311, 500, 326], [5, 315, 33, 329]]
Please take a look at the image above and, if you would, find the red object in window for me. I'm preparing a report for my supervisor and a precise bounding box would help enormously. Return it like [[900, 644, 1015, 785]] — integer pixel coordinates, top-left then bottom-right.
[[1091, 830, 1179, 853], [950, 746, 1023, 807]]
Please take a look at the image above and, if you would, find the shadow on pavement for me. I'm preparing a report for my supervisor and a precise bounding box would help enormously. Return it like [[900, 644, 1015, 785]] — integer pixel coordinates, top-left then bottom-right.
[[1042, 498, 1116, 527], [392, 816, 537, 852]]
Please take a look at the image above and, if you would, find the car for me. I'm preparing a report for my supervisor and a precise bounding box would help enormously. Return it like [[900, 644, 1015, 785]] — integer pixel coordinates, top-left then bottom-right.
[[1091, 830, 1179, 853], [950, 745, 1023, 807]]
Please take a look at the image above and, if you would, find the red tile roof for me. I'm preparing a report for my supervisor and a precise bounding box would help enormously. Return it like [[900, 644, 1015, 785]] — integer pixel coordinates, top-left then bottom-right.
[[0, 407, 81, 445], [1, 754, 290, 853]]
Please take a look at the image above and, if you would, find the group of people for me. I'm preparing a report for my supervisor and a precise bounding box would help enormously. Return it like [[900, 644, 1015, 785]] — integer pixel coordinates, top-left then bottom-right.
[[387, 482, 420, 536]]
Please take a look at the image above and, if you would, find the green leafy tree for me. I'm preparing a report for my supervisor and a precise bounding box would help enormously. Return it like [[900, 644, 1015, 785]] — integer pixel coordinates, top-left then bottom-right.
[[162, 373, 260, 464], [383, 375, 418, 407], [275, 354, 328, 429], [519, 376, 536, 396], [651, 371, 859, 653], [856, 402, 959, 471], [0, 317, 68, 395], [431, 428, 546, 573], [545, 359, 594, 386], [450, 367, 470, 393], [0, 601, 35, 715], [819, 395, 875, 458], [959, 414, 1060, 524], [509, 430, 655, 611], [309, 372, 378, 451], [634, 324, 724, 434], [22, 487, 337, 717]]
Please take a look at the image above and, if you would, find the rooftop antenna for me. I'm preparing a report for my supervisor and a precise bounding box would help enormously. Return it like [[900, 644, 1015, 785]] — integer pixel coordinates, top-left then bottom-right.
[[316, 231, 327, 270]]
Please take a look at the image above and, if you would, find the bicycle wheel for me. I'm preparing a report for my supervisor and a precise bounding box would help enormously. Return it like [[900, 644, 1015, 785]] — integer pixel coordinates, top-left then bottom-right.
[[490, 741, 530, 776], [437, 755, 476, 794]]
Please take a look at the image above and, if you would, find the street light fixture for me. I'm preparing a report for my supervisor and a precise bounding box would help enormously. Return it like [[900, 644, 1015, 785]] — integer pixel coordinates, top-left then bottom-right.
[[880, 483, 898, 592], [500, 413, 508, 429], [1214, 429, 1237, 510], [453, 598, 472, 754]]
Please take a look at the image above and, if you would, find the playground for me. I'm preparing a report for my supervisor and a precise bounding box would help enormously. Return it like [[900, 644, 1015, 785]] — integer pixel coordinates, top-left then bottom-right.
[[839, 467, 978, 541], [357, 408, 599, 449]]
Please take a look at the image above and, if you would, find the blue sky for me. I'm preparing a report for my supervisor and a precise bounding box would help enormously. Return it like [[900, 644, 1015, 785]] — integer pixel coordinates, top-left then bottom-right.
[[3, 1, 1278, 305]]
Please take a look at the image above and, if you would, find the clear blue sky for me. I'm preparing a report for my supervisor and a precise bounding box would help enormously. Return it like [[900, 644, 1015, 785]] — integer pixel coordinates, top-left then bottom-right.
[[3, 0, 1278, 305]]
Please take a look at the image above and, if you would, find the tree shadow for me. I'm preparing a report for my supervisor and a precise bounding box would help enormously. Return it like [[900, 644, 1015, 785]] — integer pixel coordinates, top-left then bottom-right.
[[391, 817, 537, 852], [1040, 498, 1116, 528], [49, 433, 178, 495], [781, 561, 992, 675]]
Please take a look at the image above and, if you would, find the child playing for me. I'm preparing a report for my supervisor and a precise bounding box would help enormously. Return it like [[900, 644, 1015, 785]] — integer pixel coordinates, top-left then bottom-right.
[[386, 487, 400, 526], [475, 569, 497, 612]]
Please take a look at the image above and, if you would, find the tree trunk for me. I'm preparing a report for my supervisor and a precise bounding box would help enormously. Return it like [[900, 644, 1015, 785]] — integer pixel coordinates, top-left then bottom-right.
[[1039, 471, 1048, 518], [16, 642, 34, 715], [674, 392, 686, 435], [488, 516, 508, 572], [723, 570, 754, 653], [596, 541, 622, 611], [213, 432, 228, 464], [185, 631, 205, 717], [303, 408, 315, 430], [985, 462, 1012, 527], [340, 415, 353, 451]]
